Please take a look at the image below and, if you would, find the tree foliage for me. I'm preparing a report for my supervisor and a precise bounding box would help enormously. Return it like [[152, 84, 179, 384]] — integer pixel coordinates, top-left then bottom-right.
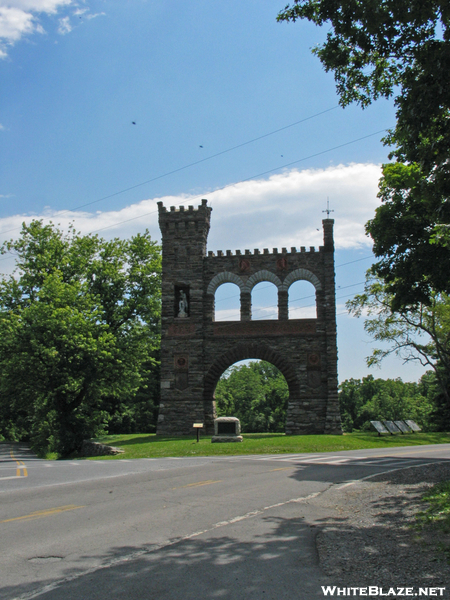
[[0, 221, 161, 456], [339, 375, 434, 432], [347, 276, 450, 409], [215, 361, 289, 433], [278, 0, 450, 309]]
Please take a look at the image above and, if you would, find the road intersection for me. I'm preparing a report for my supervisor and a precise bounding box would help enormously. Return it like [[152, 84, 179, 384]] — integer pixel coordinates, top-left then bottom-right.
[[1, 442, 449, 599]]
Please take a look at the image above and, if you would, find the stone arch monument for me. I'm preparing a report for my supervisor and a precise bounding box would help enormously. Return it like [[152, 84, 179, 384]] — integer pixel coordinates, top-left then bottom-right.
[[156, 199, 342, 436]]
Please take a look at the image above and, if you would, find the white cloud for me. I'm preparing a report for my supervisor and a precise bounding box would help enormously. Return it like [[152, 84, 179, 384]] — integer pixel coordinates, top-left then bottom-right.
[[57, 14, 70, 34], [0, 1, 99, 56], [0, 163, 382, 275], [0, 6, 36, 44], [85, 11, 104, 20], [4, 1, 71, 10], [0, 123, 5, 130], [206, 162, 381, 252]]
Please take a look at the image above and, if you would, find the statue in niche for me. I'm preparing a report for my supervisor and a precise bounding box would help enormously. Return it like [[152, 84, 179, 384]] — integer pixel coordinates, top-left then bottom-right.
[[178, 290, 189, 318]]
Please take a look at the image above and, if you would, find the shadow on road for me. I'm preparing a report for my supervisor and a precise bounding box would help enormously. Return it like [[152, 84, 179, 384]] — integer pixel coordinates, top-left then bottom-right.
[[1, 512, 329, 600]]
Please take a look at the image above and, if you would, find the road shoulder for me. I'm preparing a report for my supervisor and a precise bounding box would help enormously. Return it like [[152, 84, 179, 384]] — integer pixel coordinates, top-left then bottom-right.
[[312, 462, 450, 589]]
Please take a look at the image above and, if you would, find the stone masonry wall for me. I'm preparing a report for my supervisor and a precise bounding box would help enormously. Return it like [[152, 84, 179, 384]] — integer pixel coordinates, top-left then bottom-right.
[[156, 199, 342, 436]]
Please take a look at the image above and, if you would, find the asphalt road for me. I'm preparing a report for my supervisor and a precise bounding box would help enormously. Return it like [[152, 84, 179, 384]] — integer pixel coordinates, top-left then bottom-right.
[[1, 442, 450, 600]]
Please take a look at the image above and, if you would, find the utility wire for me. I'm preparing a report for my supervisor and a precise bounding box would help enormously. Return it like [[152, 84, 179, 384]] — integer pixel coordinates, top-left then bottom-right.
[[215, 257, 373, 304], [0, 106, 340, 238], [89, 127, 389, 235], [0, 125, 388, 242]]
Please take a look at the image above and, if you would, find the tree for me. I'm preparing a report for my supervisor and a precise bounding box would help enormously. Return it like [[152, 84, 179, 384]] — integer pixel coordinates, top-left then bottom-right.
[[339, 375, 433, 432], [347, 276, 450, 408], [278, 0, 450, 309], [0, 221, 161, 456], [215, 361, 289, 433]]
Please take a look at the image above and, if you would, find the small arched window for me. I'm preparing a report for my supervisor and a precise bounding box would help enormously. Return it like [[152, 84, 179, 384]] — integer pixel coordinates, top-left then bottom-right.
[[214, 282, 241, 321], [288, 280, 317, 319], [251, 281, 278, 320]]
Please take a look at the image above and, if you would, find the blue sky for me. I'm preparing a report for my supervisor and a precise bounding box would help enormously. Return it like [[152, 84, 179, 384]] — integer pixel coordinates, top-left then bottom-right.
[[0, 0, 428, 383]]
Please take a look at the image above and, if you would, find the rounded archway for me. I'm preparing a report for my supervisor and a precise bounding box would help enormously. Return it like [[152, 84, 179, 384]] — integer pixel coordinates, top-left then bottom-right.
[[203, 343, 300, 427], [215, 359, 289, 432], [214, 282, 241, 321]]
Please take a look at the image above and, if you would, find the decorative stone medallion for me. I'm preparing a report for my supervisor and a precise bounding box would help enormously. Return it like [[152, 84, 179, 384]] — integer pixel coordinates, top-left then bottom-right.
[[239, 259, 251, 273], [276, 257, 288, 270]]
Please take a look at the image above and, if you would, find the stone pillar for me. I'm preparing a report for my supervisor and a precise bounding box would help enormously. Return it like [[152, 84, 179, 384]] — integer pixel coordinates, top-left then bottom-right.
[[278, 290, 288, 321], [240, 291, 251, 321]]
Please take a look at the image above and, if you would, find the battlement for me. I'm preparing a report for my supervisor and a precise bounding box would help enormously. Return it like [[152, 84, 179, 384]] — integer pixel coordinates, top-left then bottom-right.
[[158, 200, 212, 249], [207, 246, 322, 257], [206, 218, 334, 257], [157, 199, 211, 216]]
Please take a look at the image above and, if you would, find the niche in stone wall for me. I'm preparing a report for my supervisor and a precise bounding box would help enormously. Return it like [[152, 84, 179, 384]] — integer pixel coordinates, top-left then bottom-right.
[[174, 285, 190, 318]]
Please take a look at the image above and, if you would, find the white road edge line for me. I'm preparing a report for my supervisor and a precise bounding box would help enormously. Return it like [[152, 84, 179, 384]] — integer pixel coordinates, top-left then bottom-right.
[[336, 459, 449, 490]]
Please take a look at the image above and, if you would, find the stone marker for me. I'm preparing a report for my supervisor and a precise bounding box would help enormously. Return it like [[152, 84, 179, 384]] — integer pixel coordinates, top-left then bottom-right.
[[211, 417, 243, 443], [394, 420, 412, 433], [383, 420, 401, 434], [370, 420, 389, 435], [405, 419, 422, 432], [80, 441, 124, 456]]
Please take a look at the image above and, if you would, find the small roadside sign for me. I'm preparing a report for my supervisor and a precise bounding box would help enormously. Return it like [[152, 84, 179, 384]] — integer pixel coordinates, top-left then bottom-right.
[[193, 423, 204, 443]]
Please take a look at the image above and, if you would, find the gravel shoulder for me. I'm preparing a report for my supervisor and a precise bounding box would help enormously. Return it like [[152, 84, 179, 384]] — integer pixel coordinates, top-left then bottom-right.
[[313, 463, 450, 592]]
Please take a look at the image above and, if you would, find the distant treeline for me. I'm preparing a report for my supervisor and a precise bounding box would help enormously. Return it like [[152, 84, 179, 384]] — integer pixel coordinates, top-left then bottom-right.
[[338, 373, 447, 433], [215, 362, 448, 433]]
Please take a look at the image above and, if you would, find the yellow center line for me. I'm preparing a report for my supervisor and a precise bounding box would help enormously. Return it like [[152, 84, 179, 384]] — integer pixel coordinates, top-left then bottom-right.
[[172, 480, 222, 490], [267, 466, 294, 472], [9, 449, 28, 478], [1, 504, 85, 524]]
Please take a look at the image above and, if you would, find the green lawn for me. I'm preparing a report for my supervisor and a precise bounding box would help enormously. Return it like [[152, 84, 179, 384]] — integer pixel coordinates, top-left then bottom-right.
[[83, 431, 450, 460]]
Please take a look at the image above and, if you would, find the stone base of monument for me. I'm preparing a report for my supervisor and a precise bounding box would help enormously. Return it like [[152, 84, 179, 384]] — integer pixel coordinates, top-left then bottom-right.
[[211, 416, 243, 443]]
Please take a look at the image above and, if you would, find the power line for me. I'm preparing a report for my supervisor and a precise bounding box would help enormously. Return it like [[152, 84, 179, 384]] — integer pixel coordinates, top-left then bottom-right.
[[87, 127, 389, 235], [0, 124, 388, 243], [0, 106, 340, 238], [216, 281, 366, 321]]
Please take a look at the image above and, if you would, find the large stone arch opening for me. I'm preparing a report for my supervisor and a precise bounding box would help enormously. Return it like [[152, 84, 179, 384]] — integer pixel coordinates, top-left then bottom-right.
[[203, 342, 300, 403], [156, 199, 342, 436]]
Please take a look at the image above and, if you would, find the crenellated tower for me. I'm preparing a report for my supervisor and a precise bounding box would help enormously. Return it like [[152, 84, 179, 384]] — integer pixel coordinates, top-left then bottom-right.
[[157, 200, 214, 434], [156, 199, 341, 436]]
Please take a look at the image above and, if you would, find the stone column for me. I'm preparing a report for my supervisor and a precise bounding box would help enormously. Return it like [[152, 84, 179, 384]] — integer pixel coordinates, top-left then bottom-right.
[[240, 291, 251, 321], [278, 290, 288, 321]]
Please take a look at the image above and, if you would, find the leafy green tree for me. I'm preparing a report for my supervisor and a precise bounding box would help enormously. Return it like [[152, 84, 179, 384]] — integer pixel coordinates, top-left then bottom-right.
[[339, 375, 433, 432], [278, 0, 450, 308], [215, 361, 289, 433], [0, 221, 161, 455], [347, 276, 450, 410]]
